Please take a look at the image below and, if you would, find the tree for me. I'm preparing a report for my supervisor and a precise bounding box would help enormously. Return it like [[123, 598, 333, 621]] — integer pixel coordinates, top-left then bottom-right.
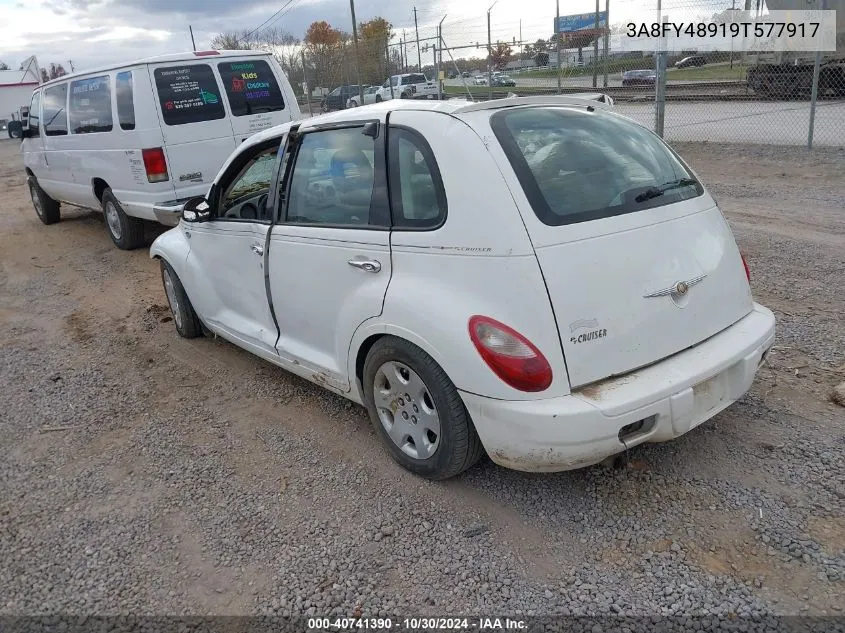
[[39, 63, 67, 82], [358, 17, 392, 84], [0, 61, 9, 71], [304, 20, 347, 89], [490, 42, 512, 70], [534, 38, 549, 53]]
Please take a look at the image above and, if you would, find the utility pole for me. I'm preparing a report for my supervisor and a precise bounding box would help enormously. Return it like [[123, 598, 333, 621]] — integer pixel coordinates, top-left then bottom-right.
[[437, 15, 447, 100], [729, 0, 736, 69], [488, 1, 497, 100], [400, 35, 405, 73], [189, 25, 196, 52], [67, 60, 75, 73], [349, 0, 364, 106], [414, 6, 422, 71], [593, 0, 599, 88], [556, 0, 561, 94], [602, 0, 609, 88]]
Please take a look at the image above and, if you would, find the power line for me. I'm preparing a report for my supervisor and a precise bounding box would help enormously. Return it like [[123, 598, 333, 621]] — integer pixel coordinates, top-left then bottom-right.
[[239, 0, 300, 43]]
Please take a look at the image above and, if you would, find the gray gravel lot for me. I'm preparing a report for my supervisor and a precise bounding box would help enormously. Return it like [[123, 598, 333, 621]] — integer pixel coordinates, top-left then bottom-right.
[[0, 138, 843, 622]]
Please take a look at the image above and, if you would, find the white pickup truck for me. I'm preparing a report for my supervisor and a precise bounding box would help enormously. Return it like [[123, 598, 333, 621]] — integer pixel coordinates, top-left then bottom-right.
[[375, 73, 438, 102]]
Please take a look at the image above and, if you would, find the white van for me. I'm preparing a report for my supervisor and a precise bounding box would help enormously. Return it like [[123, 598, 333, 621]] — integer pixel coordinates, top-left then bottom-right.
[[20, 50, 301, 249]]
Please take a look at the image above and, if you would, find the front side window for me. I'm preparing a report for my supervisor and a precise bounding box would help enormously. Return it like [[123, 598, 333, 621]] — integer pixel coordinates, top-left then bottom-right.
[[116, 71, 135, 130], [388, 128, 446, 229], [285, 127, 376, 226], [154, 64, 225, 126], [28, 92, 41, 136], [491, 107, 703, 226], [42, 84, 68, 136], [218, 146, 280, 221], [218, 60, 284, 117], [69, 75, 113, 134]]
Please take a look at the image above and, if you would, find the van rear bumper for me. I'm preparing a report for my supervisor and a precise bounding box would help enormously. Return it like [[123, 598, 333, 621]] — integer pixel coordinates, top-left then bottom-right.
[[459, 303, 776, 473], [151, 200, 190, 226]]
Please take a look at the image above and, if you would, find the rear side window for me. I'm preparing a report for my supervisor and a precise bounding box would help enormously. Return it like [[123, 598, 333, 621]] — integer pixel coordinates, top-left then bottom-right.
[[217, 59, 285, 117], [28, 92, 41, 135], [116, 71, 135, 130], [42, 84, 68, 136], [69, 76, 113, 134], [491, 107, 703, 226], [388, 127, 446, 229], [154, 64, 225, 126], [406, 74, 427, 84]]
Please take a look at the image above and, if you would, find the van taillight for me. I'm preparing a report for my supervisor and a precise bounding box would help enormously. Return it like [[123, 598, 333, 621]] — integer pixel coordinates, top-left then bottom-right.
[[741, 253, 750, 282], [142, 148, 169, 183], [468, 315, 552, 392]]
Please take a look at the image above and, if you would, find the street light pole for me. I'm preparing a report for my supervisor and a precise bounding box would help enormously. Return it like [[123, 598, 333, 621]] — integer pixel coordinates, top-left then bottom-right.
[[349, 0, 364, 107], [556, 0, 561, 94], [487, 1, 497, 100]]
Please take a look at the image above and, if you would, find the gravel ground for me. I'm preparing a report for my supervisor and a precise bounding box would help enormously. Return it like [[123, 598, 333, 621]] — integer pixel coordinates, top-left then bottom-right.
[[0, 138, 843, 624]]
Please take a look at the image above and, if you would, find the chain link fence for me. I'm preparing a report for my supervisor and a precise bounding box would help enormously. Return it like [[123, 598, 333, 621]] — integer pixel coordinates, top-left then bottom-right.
[[279, 0, 843, 148]]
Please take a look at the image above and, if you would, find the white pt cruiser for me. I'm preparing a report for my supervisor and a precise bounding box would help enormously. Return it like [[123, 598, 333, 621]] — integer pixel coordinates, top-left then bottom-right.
[[151, 96, 776, 480]]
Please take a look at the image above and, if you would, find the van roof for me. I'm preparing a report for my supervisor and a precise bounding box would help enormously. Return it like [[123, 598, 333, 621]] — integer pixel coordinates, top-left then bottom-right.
[[36, 50, 270, 90]]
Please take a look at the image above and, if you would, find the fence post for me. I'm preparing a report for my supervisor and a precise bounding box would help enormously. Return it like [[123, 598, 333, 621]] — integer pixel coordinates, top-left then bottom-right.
[[556, 0, 562, 94], [655, 12, 668, 137], [807, 0, 826, 149]]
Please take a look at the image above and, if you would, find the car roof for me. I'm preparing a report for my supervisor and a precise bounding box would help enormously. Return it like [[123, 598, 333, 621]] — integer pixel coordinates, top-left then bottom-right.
[[37, 50, 270, 89]]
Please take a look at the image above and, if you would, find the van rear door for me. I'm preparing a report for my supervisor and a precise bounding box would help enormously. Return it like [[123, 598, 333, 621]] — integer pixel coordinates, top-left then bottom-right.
[[215, 56, 298, 143], [150, 60, 237, 193], [486, 106, 754, 388]]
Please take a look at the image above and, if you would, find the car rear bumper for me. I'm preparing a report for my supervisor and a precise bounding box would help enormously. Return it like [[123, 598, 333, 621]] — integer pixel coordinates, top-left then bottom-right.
[[459, 303, 775, 473], [151, 200, 191, 226]]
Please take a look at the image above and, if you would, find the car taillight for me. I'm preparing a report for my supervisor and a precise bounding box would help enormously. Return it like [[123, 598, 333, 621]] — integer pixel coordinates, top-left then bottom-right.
[[142, 147, 169, 183], [741, 253, 750, 282], [468, 315, 552, 392]]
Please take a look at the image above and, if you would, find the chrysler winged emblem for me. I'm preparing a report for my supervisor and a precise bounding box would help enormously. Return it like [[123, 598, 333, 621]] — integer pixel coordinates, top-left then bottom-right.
[[643, 274, 707, 298]]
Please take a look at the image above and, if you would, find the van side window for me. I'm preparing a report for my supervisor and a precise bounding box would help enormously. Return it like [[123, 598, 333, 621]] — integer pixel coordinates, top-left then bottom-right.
[[154, 64, 225, 126], [69, 76, 113, 134], [116, 71, 135, 131], [42, 84, 68, 136], [217, 60, 284, 117], [28, 92, 41, 136], [388, 127, 447, 230]]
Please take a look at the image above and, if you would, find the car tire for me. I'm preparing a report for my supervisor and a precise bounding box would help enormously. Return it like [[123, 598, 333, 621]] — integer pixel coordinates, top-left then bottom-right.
[[362, 336, 484, 480], [8, 121, 23, 139], [160, 259, 202, 339], [101, 188, 145, 250], [27, 177, 61, 225], [375, 95, 382, 103]]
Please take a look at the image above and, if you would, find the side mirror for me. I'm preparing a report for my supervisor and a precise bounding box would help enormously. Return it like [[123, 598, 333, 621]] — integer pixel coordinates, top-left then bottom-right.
[[182, 196, 211, 223]]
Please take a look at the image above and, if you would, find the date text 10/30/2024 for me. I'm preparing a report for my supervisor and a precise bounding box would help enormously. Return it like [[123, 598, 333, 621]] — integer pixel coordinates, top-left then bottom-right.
[[307, 617, 528, 630]]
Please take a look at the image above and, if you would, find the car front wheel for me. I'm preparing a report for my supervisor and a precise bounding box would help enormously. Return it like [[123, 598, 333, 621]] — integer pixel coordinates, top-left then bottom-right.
[[160, 259, 202, 339], [28, 177, 61, 225], [363, 337, 484, 480]]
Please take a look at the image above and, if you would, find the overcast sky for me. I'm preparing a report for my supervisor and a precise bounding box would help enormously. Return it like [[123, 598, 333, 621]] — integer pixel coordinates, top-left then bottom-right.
[[0, 0, 724, 72]]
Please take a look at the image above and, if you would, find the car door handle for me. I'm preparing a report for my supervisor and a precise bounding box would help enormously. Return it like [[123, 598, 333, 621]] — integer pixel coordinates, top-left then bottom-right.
[[251, 244, 264, 256], [347, 258, 381, 273]]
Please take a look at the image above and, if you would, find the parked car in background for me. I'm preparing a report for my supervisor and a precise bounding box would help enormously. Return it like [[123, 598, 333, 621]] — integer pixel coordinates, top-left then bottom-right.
[[0, 119, 7, 136], [675, 55, 707, 68], [491, 74, 517, 87], [322, 85, 362, 111], [151, 94, 775, 480], [473, 75, 488, 85], [622, 69, 657, 86], [20, 50, 301, 250], [462, 71, 472, 78], [346, 85, 380, 108], [375, 74, 438, 101]]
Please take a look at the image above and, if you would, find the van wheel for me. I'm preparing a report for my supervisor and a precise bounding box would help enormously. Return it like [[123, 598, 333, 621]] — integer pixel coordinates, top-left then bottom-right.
[[362, 337, 484, 480], [28, 177, 60, 225], [102, 188, 145, 250], [8, 121, 23, 139], [375, 95, 382, 103], [160, 259, 202, 339]]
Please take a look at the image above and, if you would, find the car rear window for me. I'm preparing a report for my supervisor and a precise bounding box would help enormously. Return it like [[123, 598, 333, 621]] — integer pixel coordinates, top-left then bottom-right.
[[217, 59, 285, 117], [491, 107, 703, 226], [154, 64, 226, 126]]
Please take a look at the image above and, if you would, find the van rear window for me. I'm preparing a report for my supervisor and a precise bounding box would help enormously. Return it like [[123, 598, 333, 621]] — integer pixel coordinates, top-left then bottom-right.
[[154, 64, 226, 126], [490, 107, 703, 226], [217, 60, 284, 117]]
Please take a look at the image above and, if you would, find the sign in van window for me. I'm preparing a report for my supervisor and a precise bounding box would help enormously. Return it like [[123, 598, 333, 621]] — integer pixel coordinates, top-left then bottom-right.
[[69, 76, 113, 134], [154, 64, 225, 126], [217, 60, 284, 117]]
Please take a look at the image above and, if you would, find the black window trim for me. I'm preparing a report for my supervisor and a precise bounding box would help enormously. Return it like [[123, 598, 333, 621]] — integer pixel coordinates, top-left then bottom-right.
[[208, 136, 286, 225], [385, 122, 448, 232], [69, 74, 114, 135], [489, 106, 704, 227], [276, 119, 391, 231]]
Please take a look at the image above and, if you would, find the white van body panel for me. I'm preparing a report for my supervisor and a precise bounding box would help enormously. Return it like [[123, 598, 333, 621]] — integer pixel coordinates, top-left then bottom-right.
[[20, 51, 301, 226]]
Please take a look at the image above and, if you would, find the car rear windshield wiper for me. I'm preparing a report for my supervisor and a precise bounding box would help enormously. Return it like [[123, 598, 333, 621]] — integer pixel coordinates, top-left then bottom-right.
[[634, 178, 698, 203]]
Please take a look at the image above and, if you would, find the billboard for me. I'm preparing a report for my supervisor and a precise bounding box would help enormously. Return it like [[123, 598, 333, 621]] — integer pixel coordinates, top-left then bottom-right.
[[555, 11, 608, 33]]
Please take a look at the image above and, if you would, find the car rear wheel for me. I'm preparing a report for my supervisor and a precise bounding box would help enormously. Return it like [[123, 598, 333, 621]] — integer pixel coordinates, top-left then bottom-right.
[[28, 177, 61, 225], [101, 188, 145, 250], [363, 336, 484, 480], [160, 259, 202, 339]]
